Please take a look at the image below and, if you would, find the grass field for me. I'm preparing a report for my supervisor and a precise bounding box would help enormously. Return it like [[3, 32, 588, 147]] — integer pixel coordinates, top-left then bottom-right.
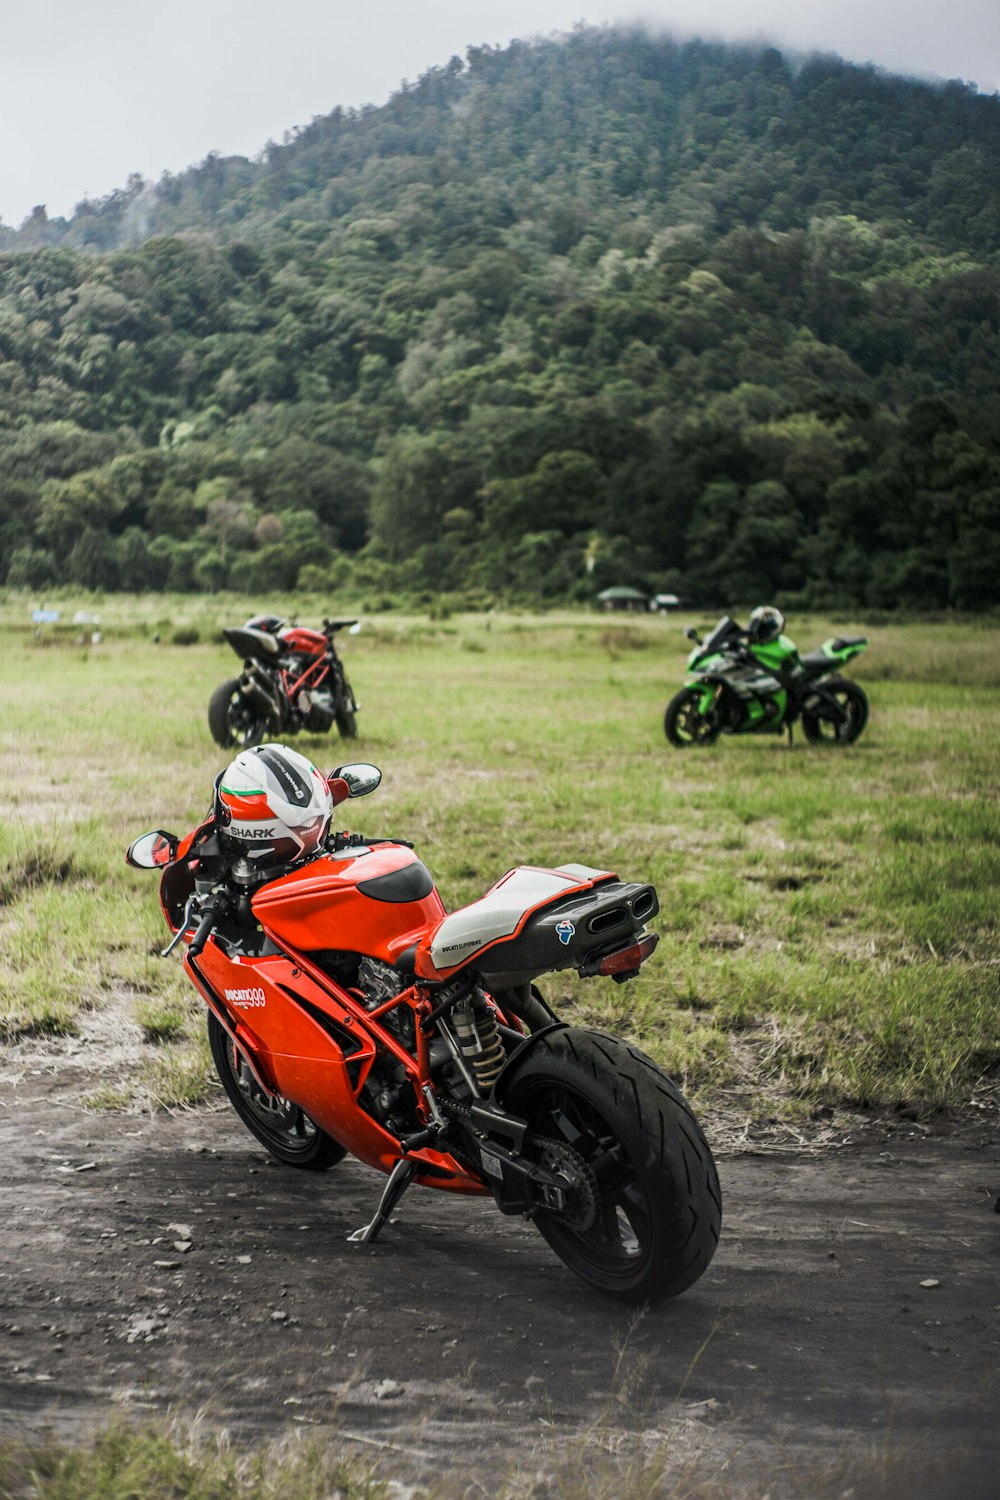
[[0, 593, 998, 1121]]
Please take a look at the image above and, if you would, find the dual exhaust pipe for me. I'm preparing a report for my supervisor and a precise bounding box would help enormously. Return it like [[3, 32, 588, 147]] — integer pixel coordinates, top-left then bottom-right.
[[239, 664, 283, 730]]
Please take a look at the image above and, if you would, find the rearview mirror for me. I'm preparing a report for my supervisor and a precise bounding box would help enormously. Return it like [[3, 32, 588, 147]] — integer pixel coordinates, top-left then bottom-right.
[[327, 763, 381, 798], [684, 626, 701, 642], [126, 830, 178, 869]]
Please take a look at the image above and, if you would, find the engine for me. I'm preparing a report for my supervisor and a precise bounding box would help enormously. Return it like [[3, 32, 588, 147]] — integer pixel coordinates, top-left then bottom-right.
[[294, 685, 337, 732], [358, 955, 408, 1006]]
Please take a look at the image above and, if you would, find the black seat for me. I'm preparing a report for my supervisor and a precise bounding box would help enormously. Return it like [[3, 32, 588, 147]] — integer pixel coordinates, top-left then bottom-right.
[[831, 635, 867, 650], [222, 625, 281, 658]]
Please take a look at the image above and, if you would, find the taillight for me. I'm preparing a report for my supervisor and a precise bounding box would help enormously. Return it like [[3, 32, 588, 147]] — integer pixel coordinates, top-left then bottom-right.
[[596, 932, 658, 976]]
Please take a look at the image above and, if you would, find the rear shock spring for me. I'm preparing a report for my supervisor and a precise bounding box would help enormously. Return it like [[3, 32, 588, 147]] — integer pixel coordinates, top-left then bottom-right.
[[452, 992, 507, 1093]]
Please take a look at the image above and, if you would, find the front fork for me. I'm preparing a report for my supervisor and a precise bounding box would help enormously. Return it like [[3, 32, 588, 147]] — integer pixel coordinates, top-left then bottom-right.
[[690, 677, 722, 719]]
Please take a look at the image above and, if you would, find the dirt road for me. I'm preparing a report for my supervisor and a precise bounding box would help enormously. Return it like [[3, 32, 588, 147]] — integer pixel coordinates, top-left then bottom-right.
[[1, 1037, 997, 1498]]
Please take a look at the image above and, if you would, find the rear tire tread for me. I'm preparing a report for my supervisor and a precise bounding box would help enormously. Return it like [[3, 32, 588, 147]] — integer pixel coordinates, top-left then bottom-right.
[[502, 1027, 721, 1303], [802, 677, 869, 746]]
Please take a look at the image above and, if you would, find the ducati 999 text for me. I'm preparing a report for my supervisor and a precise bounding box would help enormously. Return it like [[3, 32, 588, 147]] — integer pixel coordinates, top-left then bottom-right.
[[127, 748, 721, 1303]]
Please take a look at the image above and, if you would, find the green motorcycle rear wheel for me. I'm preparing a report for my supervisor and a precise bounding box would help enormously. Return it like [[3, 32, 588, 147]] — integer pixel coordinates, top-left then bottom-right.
[[801, 679, 869, 745]]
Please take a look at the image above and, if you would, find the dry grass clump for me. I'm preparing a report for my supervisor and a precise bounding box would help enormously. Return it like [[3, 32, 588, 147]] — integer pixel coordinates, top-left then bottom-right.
[[0, 1416, 988, 1500]]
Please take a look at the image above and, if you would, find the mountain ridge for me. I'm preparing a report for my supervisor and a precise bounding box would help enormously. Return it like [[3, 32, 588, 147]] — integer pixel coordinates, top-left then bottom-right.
[[1, 26, 998, 608], [4, 31, 998, 255]]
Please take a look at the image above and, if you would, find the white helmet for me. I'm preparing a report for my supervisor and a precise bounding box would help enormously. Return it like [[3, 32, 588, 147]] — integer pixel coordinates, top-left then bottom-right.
[[216, 744, 333, 866], [747, 605, 785, 645]]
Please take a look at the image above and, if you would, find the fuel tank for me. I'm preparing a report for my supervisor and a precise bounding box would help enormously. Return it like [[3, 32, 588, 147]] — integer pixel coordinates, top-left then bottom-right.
[[751, 634, 799, 672], [279, 625, 327, 657], [251, 843, 445, 965]]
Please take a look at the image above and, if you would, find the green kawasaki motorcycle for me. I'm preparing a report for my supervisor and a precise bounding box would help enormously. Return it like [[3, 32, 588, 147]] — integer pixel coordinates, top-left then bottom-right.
[[664, 606, 870, 748]]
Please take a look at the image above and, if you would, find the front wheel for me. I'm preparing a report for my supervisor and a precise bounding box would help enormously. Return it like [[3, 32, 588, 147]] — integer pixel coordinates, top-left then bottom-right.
[[801, 678, 869, 745], [333, 671, 358, 739], [207, 678, 267, 750], [501, 1028, 721, 1303], [335, 703, 357, 739], [664, 686, 722, 747], [208, 1014, 347, 1169]]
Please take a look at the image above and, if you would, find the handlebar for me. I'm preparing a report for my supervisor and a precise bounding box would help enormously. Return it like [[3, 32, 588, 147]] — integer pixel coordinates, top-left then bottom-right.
[[329, 832, 414, 852], [187, 894, 225, 958]]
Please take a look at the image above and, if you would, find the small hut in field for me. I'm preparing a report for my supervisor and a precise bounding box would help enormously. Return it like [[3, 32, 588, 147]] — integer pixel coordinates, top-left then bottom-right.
[[596, 585, 648, 613]]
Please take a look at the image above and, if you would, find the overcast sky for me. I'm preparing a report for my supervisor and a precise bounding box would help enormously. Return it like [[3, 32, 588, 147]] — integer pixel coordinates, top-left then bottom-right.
[[1, 0, 997, 229]]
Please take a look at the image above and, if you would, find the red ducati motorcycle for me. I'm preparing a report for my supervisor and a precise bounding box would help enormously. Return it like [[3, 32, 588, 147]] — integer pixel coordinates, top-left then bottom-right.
[[127, 760, 721, 1303], [208, 614, 360, 750]]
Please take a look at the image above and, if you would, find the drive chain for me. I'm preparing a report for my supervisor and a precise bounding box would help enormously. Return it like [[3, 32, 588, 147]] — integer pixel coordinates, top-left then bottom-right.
[[440, 1097, 599, 1231]]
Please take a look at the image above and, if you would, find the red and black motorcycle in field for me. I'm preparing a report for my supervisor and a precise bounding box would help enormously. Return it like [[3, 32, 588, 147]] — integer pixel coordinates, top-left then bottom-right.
[[127, 758, 722, 1303], [208, 615, 360, 750]]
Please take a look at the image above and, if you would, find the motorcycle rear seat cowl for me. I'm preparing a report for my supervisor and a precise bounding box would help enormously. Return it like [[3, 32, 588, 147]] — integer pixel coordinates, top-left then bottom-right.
[[222, 625, 282, 658], [800, 637, 866, 671], [426, 864, 615, 966], [417, 864, 657, 987]]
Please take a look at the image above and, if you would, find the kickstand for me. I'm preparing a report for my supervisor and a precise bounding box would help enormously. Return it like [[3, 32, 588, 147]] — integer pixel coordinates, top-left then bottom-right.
[[786, 722, 794, 749], [347, 1156, 417, 1244]]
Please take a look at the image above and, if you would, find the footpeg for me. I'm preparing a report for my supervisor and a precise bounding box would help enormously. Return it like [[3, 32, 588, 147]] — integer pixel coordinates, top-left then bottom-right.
[[347, 1157, 417, 1244]]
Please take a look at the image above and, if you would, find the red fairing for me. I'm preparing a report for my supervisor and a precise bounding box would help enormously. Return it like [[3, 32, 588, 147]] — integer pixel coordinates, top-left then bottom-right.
[[251, 843, 446, 965], [279, 625, 327, 657], [188, 942, 480, 1190]]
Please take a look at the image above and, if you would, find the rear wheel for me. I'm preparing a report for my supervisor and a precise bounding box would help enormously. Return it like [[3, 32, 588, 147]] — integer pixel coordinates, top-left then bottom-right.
[[664, 686, 722, 747], [802, 679, 869, 745], [208, 1014, 347, 1169], [207, 678, 267, 750], [501, 1028, 721, 1302]]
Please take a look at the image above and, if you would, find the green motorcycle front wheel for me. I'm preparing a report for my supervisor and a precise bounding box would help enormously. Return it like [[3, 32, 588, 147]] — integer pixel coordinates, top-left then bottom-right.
[[664, 687, 722, 747]]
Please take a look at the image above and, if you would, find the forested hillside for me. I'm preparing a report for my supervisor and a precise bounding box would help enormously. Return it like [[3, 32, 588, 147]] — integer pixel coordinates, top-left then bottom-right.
[[2, 28, 999, 607]]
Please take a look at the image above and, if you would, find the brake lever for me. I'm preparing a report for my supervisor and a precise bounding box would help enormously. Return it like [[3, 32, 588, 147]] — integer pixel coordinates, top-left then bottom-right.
[[161, 894, 195, 958]]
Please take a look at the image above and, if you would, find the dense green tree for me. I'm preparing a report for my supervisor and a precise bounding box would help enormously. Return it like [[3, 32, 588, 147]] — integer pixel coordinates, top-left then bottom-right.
[[115, 527, 156, 590], [5, 545, 57, 588], [0, 29, 998, 606], [67, 526, 118, 589]]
